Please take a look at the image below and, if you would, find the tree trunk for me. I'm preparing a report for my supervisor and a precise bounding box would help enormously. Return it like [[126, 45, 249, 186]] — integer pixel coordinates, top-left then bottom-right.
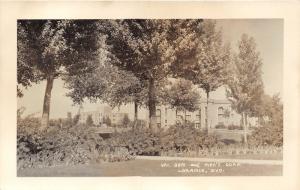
[[184, 109, 186, 124], [41, 75, 54, 131], [133, 100, 138, 130], [242, 112, 248, 145], [134, 100, 138, 121], [148, 77, 157, 132], [205, 90, 210, 133]]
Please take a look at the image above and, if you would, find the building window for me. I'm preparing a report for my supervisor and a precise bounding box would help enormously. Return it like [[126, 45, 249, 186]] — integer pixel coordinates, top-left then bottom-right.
[[185, 115, 191, 122], [218, 107, 225, 124], [195, 123, 200, 129], [156, 109, 161, 124], [196, 109, 201, 122]]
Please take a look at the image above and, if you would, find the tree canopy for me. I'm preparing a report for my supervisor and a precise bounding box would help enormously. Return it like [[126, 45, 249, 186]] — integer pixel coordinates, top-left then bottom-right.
[[17, 20, 102, 129], [226, 33, 264, 116], [226, 33, 265, 144], [103, 19, 203, 130], [162, 79, 200, 112]]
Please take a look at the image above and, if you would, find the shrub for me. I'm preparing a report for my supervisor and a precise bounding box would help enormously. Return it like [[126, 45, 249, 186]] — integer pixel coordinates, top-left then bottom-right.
[[49, 119, 62, 127], [215, 123, 226, 129], [161, 122, 220, 152], [122, 114, 131, 127], [129, 119, 147, 129], [17, 115, 41, 136], [17, 116, 108, 169], [86, 115, 94, 126], [227, 124, 243, 130], [97, 146, 135, 162], [248, 123, 283, 147], [107, 128, 162, 156], [106, 122, 222, 157], [72, 114, 80, 126]]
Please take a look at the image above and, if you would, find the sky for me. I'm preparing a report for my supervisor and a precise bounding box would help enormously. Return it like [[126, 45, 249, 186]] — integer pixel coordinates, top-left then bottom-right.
[[17, 19, 283, 119]]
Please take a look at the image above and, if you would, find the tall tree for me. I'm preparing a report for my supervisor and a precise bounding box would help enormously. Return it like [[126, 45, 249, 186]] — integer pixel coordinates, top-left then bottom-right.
[[226, 34, 264, 144], [172, 20, 231, 131], [105, 19, 203, 131], [17, 20, 101, 130]]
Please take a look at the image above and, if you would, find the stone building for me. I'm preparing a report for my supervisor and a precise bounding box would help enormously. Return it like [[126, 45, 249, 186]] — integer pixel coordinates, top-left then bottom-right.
[[77, 99, 257, 129], [79, 106, 128, 126], [79, 106, 111, 125], [155, 99, 243, 129]]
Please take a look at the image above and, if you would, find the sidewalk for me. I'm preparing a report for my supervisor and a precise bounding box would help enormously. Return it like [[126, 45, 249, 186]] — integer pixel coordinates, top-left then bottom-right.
[[136, 156, 283, 165]]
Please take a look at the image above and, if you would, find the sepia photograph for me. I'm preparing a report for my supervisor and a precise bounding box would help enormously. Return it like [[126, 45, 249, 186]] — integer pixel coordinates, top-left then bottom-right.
[[16, 19, 284, 177]]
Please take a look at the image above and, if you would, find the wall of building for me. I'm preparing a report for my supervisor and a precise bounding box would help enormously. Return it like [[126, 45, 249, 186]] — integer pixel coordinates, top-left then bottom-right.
[[155, 99, 244, 129], [79, 106, 129, 126], [79, 106, 112, 125], [77, 99, 258, 128]]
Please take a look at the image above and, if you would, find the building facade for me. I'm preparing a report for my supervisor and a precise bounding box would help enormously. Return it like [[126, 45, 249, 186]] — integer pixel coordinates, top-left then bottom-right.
[[78, 99, 257, 128], [155, 99, 243, 129], [79, 106, 128, 126]]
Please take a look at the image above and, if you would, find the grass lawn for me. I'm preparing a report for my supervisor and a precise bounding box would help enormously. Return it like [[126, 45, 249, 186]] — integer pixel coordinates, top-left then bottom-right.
[[18, 158, 282, 177]]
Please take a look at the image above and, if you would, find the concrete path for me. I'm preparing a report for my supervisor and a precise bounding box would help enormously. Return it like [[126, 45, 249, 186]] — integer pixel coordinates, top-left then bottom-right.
[[136, 156, 283, 165]]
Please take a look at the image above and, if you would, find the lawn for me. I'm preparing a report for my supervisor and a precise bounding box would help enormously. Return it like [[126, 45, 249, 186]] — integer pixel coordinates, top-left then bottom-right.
[[18, 158, 282, 177]]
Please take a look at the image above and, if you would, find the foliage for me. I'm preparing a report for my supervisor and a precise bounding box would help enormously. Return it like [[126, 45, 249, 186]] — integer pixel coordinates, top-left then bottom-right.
[[122, 114, 131, 127], [176, 20, 231, 94], [162, 78, 200, 112], [17, 115, 41, 136], [161, 122, 220, 152], [17, 20, 103, 129], [17, 109, 282, 170], [103, 116, 112, 126], [173, 20, 231, 131], [49, 119, 62, 127], [17, 20, 67, 94], [215, 123, 226, 129], [17, 118, 135, 169], [214, 123, 242, 130], [65, 61, 146, 107], [226, 34, 264, 117], [226, 34, 265, 144], [104, 19, 203, 129], [248, 95, 283, 147], [103, 122, 220, 156], [105, 19, 203, 81], [57, 19, 205, 130], [86, 115, 94, 126], [17, 120, 102, 169], [248, 123, 283, 147], [97, 146, 134, 162], [258, 94, 283, 126], [72, 114, 80, 126], [227, 124, 243, 130], [107, 128, 162, 156]]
